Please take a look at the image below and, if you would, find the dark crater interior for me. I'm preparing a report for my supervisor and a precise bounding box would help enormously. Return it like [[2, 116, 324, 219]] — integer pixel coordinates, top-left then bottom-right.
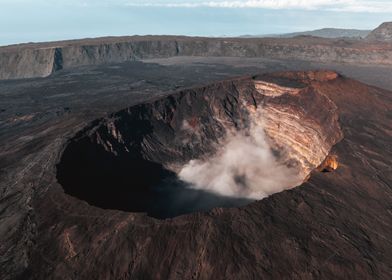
[[57, 138, 251, 219], [57, 81, 258, 219]]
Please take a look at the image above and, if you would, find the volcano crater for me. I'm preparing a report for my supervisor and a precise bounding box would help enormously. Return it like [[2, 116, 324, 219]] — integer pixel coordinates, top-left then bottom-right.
[[56, 72, 343, 218]]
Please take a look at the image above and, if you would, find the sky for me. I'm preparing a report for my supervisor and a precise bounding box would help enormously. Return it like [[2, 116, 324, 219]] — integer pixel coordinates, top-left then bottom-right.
[[0, 0, 391, 46]]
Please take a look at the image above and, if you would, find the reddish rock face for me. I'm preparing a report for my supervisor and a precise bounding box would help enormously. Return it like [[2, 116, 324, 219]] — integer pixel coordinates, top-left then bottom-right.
[[2, 70, 392, 280], [318, 155, 339, 172]]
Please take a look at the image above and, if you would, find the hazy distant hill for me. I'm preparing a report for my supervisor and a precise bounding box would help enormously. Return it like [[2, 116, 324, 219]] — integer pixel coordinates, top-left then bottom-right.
[[241, 28, 371, 39]]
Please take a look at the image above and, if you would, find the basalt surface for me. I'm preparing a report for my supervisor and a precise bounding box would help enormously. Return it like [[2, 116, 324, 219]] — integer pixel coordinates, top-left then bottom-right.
[[1, 69, 391, 279]]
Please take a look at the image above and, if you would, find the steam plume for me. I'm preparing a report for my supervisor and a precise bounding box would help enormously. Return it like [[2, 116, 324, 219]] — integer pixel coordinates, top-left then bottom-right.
[[178, 117, 302, 199]]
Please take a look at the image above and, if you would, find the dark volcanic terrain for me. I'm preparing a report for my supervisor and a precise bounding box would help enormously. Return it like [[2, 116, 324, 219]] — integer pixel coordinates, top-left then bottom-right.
[[1, 25, 392, 280]]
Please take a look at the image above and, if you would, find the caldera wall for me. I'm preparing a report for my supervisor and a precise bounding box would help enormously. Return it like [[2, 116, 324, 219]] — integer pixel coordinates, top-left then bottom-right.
[[2, 36, 392, 80]]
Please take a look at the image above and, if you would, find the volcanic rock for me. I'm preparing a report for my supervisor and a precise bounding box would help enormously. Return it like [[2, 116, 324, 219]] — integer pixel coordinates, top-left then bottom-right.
[[1, 69, 391, 279]]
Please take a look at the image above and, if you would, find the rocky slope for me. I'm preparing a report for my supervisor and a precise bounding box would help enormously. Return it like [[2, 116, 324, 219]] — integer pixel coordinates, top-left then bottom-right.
[[1, 70, 391, 279], [1, 35, 392, 80], [366, 22, 392, 42]]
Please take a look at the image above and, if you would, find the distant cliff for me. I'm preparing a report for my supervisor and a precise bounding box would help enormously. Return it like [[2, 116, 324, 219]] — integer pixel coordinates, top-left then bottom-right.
[[1, 35, 392, 80], [366, 22, 392, 42]]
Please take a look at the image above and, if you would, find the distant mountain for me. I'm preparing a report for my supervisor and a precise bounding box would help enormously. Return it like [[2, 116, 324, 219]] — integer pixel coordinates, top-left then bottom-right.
[[366, 22, 392, 42], [241, 28, 371, 39]]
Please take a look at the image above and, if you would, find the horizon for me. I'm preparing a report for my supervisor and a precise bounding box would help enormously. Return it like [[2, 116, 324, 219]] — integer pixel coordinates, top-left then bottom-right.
[[0, 1, 391, 46]]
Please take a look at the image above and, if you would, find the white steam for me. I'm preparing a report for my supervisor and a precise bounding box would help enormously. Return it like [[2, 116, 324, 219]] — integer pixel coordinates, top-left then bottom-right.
[[178, 117, 302, 199]]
